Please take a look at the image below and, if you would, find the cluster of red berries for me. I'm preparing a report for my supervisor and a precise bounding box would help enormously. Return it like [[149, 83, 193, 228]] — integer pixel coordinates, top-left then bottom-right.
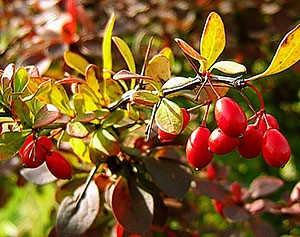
[[19, 135, 73, 179], [184, 96, 291, 169]]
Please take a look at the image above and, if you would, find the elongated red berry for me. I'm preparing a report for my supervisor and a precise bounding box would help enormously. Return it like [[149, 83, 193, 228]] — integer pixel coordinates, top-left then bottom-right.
[[186, 126, 213, 169], [238, 124, 263, 158], [258, 114, 279, 132], [46, 151, 72, 179], [19, 135, 53, 168], [208, 127, 240, 155], [262, 129, 291, 167], [158, 108, 190, 141], [214, 97, 247, 137]]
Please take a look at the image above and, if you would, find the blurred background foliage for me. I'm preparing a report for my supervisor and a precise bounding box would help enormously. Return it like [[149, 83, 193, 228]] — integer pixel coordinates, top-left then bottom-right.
[[0, 0, 300, 236]]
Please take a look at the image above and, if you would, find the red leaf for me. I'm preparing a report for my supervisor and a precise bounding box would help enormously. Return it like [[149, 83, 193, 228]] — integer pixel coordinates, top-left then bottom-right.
[[111, 176, 154, 234], [223, 205, 250, 222], [195, 180, 232, 202], [249, 176, 284, 199]]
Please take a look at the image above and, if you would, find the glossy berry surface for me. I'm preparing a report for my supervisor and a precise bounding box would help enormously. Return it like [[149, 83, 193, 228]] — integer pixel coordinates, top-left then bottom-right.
[[262, 129, 291, 167], [238, 124, 263, 158], [19, 135, 53, 168], [214, 97, 247, 137], [158, 108, 190, 141], [186, 126, 213, 169], [258, 114, 279, 132], [46, 151, 73, 179], [208, 127, 240, 155]]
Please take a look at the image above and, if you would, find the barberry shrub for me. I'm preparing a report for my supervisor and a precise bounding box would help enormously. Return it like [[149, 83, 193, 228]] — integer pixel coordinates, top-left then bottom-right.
[[0, 7, 300, 237]]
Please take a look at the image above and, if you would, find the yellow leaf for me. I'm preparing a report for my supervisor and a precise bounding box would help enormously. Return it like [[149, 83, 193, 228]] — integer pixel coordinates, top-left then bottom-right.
[[159, 47, 175, 71], [247, 23, 300, 81], [200, 12, 226, 70], [102, 13, 116, 80], [64, 51, 89, 75]]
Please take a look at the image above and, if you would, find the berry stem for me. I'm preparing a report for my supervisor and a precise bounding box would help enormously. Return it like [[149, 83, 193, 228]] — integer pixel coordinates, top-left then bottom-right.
[[186, 100, 211, 113], [201, 100, 212, 127], [245, 82, 265, 111], [206, 71, 221, 99]]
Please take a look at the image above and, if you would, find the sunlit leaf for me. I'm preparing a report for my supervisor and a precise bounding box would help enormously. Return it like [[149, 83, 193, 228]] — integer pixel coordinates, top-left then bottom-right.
[[105, 78, 124, 104], [33, 104, 61, 129], [200, 12, 226, 70], [14, 67, 29, 93], [85, 64, 108, 106], [162, 76, 193, 91], [73, 112, 96, 123], [56, 181, 100, 237], [113, 70, 152, 81], [0, 131, 31, 160], [102, 109, 126, 128], [210, 61, 247, 74], [248, 23, 300, 81], [175, 38, 207, 67], [144, 157, 192, 199], [111, 176, 154, 234], [69, 137, 91, 163], [89, 128, 120, 161], [145, 54, 171, 91], [126, 103, 139, 121], [155, 98, 182, 134], [113, 36, 136, 73], [66, 121, 89, 138], [102, 13, 116, 80], [131, 90, 160, 106], [76, 86, 101, 110], [23, 77, 51, 103], [160, 47, 175, 71], [49, 81, 75, 117], [1, 63, 15, 92], [64, 51, 89, 75]]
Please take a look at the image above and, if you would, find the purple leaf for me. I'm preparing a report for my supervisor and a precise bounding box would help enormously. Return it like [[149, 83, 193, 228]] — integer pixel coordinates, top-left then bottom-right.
[[249, 176, 284, 198]]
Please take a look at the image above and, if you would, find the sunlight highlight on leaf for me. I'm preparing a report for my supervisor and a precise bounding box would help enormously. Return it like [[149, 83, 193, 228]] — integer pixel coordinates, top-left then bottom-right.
[[103, 13, 116, 80], [200, 12, 226, 70], [247, 24, 300, 81]]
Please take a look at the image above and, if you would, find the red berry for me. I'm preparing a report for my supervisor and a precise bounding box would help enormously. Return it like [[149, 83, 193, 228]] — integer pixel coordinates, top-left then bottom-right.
[[46, 151, 73, 179], [237, 124, 263, 158], [231, 182, 242, 204], [19, 135, 53, 168], [214, 97, 247, 137], [186, 126, 213, 169], [262, 129, 291, 167], [158, 108, 190, 141], [258, 114, 279, 132], [213, 200, 225, 217], [208, 127, 240, 155]]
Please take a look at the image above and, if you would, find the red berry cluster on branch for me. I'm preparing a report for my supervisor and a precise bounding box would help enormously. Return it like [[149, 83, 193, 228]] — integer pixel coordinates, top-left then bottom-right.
[[185, 90, 291, 169], [19, 135, 73, 179]]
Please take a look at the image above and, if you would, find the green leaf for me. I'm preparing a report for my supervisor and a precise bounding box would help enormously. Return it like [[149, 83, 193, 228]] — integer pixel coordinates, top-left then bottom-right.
[[49, 81, 75, 117], [155, 98, 183, 134], [113, 36, 136, 73], [11, 99, 33, 128], [210, 61, 247, 74], [33, 104, 61, 129], [22, 78, 52, 103], [69, 137, 91, 163], [0, 131, 31, 160], [131, 90, 160, 106], [14, 67, 29, 93], [102, 13, 116, 80], [248, 23, 300, 81], [102, 109, 126, 128], [85, 64, 108, 106], [111, 176, 154, 234], [89, 128, 120, 161], [66, 121, 89, 138], [64, 51, 89, 75], [144, 157, 192, 199], [113, 36, 136, 89], [200, 12, 226, 70], [56, 181, 100, 237]]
